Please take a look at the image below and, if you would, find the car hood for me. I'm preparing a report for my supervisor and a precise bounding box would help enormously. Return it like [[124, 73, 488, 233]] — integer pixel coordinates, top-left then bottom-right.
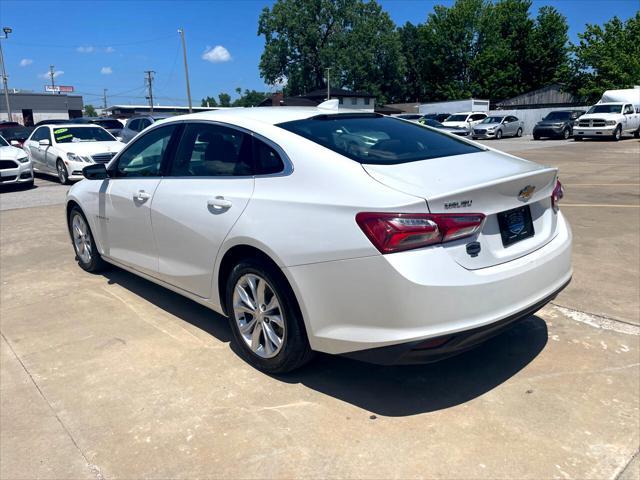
[[0, 145, 28, 160], [441, 121, 469, 129], [579, 112, 622, 120], [55, 141, 124, 155], [475, 123, 501, 128]]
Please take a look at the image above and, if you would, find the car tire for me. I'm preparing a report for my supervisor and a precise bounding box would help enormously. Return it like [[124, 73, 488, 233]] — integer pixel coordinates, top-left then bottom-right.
[[516, 128, 523, 137], [613, 125, 622, 141], [495, 130, 503, 140], [634, 129, 639, 139], [562, 128, 571, 140], [533, 134, 540, 140], [574, 136, 583, 141], [225, 257, 313, 374], [22, 179, 34, 189], [57, 160, 70, 185], [68, 206, 107, 273]]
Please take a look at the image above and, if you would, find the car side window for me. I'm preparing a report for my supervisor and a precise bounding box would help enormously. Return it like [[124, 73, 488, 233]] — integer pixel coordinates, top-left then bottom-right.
[[139, 118, 152, 131], [471, 114, 486, 121], [623, 104, 634, 115], [254, 137, 285, 175], [30, 127, 45, 141], [170, 123, 253, 177], [126, 119, 139, 131], [114, 125, 177, 178]]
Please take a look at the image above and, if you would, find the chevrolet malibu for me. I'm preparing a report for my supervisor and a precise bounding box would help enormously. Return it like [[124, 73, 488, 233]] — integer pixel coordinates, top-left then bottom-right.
[[65, 103, 572, 373], [25, 124, 124, 184]]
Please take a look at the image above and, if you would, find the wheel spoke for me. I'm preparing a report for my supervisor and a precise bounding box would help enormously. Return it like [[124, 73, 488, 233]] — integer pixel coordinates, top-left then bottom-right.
[[251, 322, 263, 351], [246, 276, 258, 305], [235, 284, 256, 310], [239, 317, 257, 335], [235, 304, 254, 316], [263, 296, 279, 315], [256, 278, 266, 306], [263, 323, 282, 350], [267, 314, 284, 328]]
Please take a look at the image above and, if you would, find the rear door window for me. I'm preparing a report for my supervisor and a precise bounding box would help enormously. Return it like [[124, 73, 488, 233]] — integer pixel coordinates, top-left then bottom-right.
[[278, 114, 482, 165]]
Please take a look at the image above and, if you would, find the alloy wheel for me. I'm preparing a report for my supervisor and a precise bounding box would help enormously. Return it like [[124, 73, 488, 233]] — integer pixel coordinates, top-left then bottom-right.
[[71, 214, 92, 264], [232, 273, 285, 358], [57, 162, 68, 184]]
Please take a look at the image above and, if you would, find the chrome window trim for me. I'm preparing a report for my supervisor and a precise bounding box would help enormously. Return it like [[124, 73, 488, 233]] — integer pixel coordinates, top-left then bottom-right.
[[107, 119, 294, 179]]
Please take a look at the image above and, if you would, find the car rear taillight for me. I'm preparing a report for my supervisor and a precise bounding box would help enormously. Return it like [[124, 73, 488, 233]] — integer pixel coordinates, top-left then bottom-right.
[[551, 180, 564, 212], [356, 212, 485, 254]]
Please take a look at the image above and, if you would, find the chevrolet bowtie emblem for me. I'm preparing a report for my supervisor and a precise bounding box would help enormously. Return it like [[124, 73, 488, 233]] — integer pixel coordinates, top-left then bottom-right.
[[518, 185, 535, 202]]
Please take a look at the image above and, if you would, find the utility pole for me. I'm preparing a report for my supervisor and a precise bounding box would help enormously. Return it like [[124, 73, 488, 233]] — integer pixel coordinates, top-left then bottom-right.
[[49, 65, 56, 94], [178, 28, 192, 113], [325, 67, 331, 100], [145, 70, 155, 113], [103, 88, 107, 110], [0, 27, 13, 121]]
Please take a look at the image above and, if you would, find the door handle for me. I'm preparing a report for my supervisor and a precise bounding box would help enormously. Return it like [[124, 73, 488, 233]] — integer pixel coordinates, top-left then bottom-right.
[[133, 190, 151, 202], [207, 196, 232, 210]]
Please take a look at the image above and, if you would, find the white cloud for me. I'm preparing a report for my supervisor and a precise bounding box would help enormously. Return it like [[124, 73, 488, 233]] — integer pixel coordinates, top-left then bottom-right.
[[76, 45, 94, 53], [38, 70, 64, 79], [105, 46, 115, 53], [19, 58, 33, 67], [202, 45, 231, 63], [100, 66, 113, 75]]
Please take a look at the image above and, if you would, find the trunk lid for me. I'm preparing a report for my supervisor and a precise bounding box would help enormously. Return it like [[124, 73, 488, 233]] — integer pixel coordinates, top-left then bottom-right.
[[362, 150, 559, 269]]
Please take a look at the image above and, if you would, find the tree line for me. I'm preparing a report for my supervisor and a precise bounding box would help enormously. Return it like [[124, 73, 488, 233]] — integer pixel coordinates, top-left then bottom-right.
[[251, 0, 639, 105]]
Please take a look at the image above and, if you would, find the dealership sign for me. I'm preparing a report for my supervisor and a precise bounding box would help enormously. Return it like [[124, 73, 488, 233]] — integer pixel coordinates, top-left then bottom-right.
[[45, 85, 74, 93]]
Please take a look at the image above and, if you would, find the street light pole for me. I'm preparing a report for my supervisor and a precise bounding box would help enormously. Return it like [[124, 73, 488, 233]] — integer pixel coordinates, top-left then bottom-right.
[[49, 65, 56, 94], [178, 28, 193, 113], [0, 27, 13, 122]]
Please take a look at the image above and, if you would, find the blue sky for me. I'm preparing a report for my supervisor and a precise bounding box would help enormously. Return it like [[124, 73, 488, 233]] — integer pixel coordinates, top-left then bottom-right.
[[1, 0, 637, 107]]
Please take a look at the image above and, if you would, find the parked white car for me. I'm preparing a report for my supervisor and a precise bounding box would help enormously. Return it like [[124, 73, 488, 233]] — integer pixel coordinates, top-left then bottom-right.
[[0, 135, 33, 187], [472, 115, 524, 140], [66, 104, 572, 372], [24, 124, 124, 184], [442, 112, 488, 131], [574, 103, 640, 141]]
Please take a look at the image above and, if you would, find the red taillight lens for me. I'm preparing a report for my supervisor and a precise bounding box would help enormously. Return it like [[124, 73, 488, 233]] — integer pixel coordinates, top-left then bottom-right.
[[552, 180, 564, 212], [356, 212, 485, 254]]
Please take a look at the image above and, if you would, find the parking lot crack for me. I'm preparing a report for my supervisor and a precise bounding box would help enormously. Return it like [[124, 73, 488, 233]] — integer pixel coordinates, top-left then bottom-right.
[[550, 303, 640, 336], [0, 331, 106, 480]]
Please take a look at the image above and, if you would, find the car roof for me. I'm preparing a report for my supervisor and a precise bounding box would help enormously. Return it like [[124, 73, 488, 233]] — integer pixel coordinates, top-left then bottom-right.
[[43, 123, 105, 129], [158, 106, 368, 127]]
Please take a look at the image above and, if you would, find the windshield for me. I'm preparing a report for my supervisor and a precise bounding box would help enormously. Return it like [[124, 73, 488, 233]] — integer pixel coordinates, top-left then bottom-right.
[[543, 112, 571, 121], [421, 119, 444, 128], [53, 127, 115, 143], [445, 114, 468, 122], [93, 119, 124, 129], [1, 127, 34, 141], [481, 116, 504, 124], [587, 104, 623, 114], [0, 136, 8, 147], [278, 114, 482, 165]]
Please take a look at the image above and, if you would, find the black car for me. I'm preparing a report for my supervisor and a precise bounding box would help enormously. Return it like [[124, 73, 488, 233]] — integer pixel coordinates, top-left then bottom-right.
[[533, 110, 585, 140], [34, 118, 74, 126], [420, 113, 451, 123], [0, 126, 34, 148], [72, 117, 123, 138]]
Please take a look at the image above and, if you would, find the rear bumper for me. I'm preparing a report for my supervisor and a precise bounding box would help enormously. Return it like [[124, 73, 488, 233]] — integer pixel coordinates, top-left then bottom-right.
[[286, 212, 572, 356], [343, 278, 570, 365]]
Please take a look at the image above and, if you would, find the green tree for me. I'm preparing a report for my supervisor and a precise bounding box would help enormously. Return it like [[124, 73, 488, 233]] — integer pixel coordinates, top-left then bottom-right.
[[218, 92, 231, 107], [526, 6, 569, 89], [83, 104, 97, 117], [569, 12, 640, 102], [201, 96, 218, 107], [258, 0, 404, 103], [232, 89, 269, 107]]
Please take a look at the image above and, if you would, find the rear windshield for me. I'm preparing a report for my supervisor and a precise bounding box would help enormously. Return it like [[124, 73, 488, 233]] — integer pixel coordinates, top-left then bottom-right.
[[93, 120, 123, 129], [278, 114, 482, 165], [53, 127, 115, 143], [1, 127, 33, 141]]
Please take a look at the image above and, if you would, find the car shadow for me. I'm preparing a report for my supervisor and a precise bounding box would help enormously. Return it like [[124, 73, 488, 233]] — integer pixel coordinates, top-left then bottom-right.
[[101, 266, 548, 417]]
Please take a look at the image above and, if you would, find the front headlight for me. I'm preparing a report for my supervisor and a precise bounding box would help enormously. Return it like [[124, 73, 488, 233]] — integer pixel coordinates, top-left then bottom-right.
[[605, 120, 617, 126], [67, 152, 93, 163], [17, 155, 29, 163]]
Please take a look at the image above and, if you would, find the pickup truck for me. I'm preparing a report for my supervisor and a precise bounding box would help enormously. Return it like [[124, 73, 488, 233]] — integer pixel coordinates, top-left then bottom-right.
[[574, 102, 640, 141]]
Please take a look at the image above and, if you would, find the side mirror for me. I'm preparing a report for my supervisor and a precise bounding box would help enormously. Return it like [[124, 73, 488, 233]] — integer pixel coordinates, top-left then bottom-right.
[[10, 140, 19, 146], [83, 163, 108, 180], [38, 139, 50, 147]]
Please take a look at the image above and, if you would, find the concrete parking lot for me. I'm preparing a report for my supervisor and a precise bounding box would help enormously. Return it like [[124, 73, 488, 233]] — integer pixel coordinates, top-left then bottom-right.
[[1, 137, 639, 479]]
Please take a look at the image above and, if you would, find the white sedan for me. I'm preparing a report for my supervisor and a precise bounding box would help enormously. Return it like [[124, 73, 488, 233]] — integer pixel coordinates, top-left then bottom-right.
[[0, 135, 33, 187], [24, 124, 124, 184], [65, 102, 572, 372]]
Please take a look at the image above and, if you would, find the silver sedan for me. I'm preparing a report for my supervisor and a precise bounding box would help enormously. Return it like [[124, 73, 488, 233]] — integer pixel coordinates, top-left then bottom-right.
[[472, 115, 524, 139]]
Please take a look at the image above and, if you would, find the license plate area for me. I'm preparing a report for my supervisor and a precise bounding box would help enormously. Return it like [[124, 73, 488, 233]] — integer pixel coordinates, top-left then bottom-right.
[[497, 205, 534, 247]]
